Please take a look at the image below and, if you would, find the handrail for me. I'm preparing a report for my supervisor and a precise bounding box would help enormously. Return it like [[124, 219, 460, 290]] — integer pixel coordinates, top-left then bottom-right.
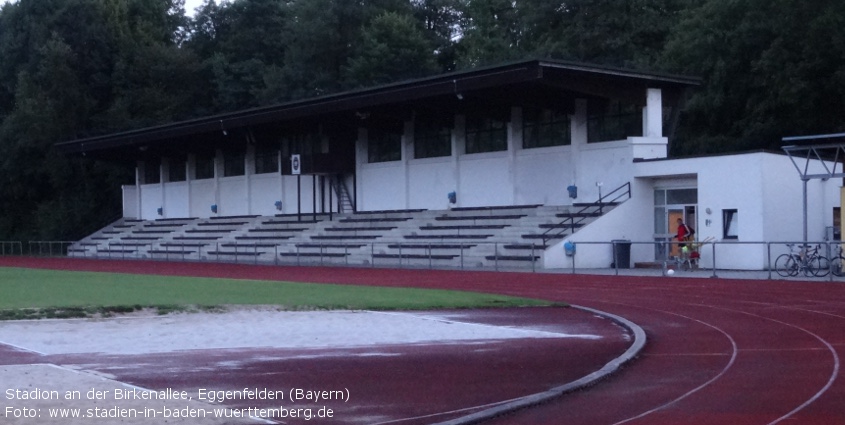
[[541, 181, 631, 245]]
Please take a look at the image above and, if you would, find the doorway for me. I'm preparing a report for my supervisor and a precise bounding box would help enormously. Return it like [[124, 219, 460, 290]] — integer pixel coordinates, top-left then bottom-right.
[[654, 187, 698, 260], [667, 206, 696, 257]]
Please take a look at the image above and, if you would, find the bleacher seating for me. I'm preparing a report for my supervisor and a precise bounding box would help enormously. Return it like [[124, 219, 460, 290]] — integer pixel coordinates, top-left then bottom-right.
[[69, 202, 618, 270]]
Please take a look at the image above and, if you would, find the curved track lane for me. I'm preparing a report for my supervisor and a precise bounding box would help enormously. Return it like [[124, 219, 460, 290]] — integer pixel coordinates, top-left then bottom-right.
[[3, 258, 845, 423]]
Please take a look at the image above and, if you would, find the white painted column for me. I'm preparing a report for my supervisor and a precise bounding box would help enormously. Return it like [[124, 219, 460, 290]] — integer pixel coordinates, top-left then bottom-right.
[[570, 99, 589, 200], [159, 161, 165, 218], [213, 149, 221, 215], [135, 162, 142, 219], [452, 115, 465, 208], [186, 154, 194, 218], [356, 128, 367, 210], [644, 88, 663, 138], [276, 147, 287, 214], [509, 106, 521, 204], [245, 145, 254, 214], [403, 120, 413, 209]]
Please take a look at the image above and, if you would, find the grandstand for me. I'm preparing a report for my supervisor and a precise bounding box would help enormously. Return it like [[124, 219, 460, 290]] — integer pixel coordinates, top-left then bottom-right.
[[55, 59, 843, 270]]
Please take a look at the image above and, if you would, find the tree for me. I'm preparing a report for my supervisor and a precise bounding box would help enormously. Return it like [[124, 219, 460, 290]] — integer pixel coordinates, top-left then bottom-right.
[[346, 11, 439, 87], [455, 0, 526, 67], [662, 0, 845, 154], [0, 0, 198, 239], [184, 0, 292, 111], [411, 0, 462, 71]]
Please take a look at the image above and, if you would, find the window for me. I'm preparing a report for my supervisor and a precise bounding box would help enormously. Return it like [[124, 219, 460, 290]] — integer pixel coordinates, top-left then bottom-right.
[[368, 127, 402, 163], [465, 112, 507, 154], [282, 131, 319, 158], [167, 157, 186, 182], [143, 160, 160, 184], [523, 107, 570, 148], [723, 209, 738, 239], [223, 151, 245, 177], [414, 115, 452, 158], [194, 154, 215, 180], [587, 99, 642, 143], [255, 145, 279, 174]]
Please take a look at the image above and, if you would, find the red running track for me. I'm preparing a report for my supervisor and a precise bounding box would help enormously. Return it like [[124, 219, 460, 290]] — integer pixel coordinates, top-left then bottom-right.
[[3, 257, 845, 424]]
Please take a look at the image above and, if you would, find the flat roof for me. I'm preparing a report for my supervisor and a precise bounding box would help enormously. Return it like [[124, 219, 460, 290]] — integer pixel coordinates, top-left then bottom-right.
[[55, 58, 700, 159]]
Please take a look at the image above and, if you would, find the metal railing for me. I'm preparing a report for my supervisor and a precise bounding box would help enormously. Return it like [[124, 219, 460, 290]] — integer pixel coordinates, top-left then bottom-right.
[[0, 241, 23, 256], [12, 238, 845, 281], [541, 182, 631, 245], [28, 241, 77, 257]]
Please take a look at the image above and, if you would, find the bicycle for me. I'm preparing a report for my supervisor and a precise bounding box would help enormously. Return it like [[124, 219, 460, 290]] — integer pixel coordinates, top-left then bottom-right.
[[830, 245, 845, 277], [775, 244, 827, 277]]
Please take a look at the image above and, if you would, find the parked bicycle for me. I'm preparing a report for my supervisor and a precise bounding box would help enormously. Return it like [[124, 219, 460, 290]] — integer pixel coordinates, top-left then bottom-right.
[[775, 244, 829, 277], [829, 244, 845, 277]]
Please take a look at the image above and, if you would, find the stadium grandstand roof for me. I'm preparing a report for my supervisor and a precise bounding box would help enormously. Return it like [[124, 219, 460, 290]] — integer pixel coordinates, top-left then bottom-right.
[[55, 58, 701, 160]]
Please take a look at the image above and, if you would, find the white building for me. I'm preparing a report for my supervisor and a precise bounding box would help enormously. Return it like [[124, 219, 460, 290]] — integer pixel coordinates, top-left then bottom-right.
[[56, 59, 842, 270]]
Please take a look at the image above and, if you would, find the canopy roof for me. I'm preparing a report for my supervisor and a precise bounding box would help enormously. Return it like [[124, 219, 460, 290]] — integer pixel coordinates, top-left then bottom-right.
[[55, 59, 700, 161]]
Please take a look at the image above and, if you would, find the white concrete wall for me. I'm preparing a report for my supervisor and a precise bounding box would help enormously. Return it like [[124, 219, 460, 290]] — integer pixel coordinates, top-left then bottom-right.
[[219, 177, 249, 216], [576, 140, 633, 202], [250, 175, 282, 216], [190, 180, 215, 218], [543, 152, 842, 270], [641, 152, 838, 269], [122, 186, 138, 219], [459, 153, 511, 207], [513, 146, 572, 205], [163, 182, 189, 218], [408, 158, 454, 210], [359, 162, 405, 211], [139, 184, 162, 219]]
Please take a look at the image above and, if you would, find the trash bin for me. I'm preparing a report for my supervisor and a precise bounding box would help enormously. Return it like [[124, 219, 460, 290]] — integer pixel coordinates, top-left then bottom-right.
[[612, 240, 631, 269], [563, 240, 576, 257]]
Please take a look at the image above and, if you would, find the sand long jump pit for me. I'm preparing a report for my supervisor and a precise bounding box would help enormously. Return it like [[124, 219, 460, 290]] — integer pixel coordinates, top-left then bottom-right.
[[0, 307, 633, 424]]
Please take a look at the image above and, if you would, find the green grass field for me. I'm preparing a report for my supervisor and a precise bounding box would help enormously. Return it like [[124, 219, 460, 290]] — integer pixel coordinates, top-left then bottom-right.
[[0, 267, 553, 319]]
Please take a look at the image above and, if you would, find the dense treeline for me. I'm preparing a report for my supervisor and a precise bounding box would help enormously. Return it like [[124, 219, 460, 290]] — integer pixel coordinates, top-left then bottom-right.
[[1, 0, 844, 240]]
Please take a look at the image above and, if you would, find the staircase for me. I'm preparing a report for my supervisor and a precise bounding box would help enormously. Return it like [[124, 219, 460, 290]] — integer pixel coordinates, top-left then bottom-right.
[[332, 174, 355, 213]]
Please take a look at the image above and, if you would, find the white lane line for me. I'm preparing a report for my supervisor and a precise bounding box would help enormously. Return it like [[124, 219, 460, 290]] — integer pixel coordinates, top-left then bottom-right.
[[369, 396, 520, 425], [0, 339, 47, 355], [697, 304, 840, 425], [610, 307, 738, 425]]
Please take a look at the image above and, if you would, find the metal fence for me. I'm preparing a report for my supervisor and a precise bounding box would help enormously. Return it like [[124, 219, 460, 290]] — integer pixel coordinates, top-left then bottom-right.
[[0, 241, 23, 256], [6, 239, 845, 280]]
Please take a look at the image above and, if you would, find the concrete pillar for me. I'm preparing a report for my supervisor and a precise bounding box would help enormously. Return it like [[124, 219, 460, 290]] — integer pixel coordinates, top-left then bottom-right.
[[509, 106, 521, 204], [135, 163, 142, 219], [644, 88, 663, 138], [570, 99, 588, 199], [452, 115, 465, 208], [403, 120, 412, 209]]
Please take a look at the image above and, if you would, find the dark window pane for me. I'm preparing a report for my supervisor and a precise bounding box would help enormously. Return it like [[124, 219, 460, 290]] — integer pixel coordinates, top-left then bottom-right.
[[195, 154, 215, 180], [167, 158, 186, 182], [466, 112, 508, 154], [414, 115, 452, 158], [368, 128, 402, 163], [223, 151, 245, 177], [523, 107, 570, 148], [144, 160, 160, 184], [587, 100, 642, 143], [255, 145, 279, 174]]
